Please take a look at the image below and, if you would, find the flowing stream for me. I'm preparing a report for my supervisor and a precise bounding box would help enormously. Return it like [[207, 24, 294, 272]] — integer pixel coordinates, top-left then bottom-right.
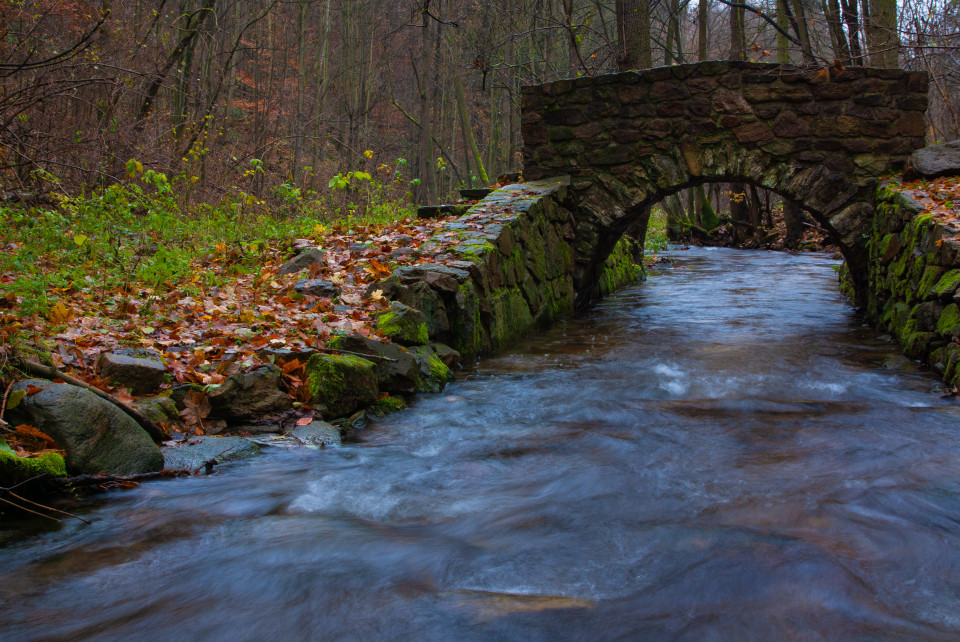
[[3, 247, 960, 640]]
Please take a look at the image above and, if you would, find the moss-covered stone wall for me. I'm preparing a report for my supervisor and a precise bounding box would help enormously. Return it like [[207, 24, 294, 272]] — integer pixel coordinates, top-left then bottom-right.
[[855, 184, 960, 384], [375, 177, 644, 360]]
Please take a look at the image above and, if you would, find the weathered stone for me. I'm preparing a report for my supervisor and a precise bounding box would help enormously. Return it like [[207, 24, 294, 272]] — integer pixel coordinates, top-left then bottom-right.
[[376, 301, 430, 345], [903, 140, 960, 181], [394, 263, 469, 292], [772, 112, 810, 138], [9, 379, 163, 475], [305, 353, 379, 417], [162, 436, 261, 472], [327, 333, 420, 394], [288, 420, 341, 447], [277, 247, 325, 276], [207, 364, 292, 420], [411, 345, 455, 393], [293, 279, 341, 298], [133, 395, 180, 426], [431, 342, 462, 370], [96, 348, 166, 394]]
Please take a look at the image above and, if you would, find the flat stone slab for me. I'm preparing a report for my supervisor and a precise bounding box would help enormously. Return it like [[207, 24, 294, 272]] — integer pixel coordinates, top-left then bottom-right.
[[277, 247, 326, 276], [904, 140, 960, 181], [294, 279, 341, 298], [96, 349, 166, 395], [162, 436, 261, 472]]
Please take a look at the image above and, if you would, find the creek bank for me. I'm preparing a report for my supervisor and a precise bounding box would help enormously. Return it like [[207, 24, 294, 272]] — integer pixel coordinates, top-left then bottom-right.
[[3, 178, 645, 491], [846, 181, 960, 387]]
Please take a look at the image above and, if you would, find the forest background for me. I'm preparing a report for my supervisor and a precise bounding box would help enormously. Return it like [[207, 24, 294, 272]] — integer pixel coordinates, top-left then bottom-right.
[[0, 0, 957, 322]]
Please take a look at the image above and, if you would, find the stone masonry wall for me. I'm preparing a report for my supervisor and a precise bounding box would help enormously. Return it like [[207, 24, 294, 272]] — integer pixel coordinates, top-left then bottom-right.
[[520, 61, 929, 304], [373, 178, 643, 360], [853, 185, 960, 385]]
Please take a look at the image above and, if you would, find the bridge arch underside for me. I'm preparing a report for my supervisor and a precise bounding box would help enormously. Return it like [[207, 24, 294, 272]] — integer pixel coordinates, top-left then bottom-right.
[[520, 61, 930, 307]]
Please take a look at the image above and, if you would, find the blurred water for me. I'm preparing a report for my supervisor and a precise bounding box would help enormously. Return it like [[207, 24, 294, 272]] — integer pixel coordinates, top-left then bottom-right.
[[2, 247, 960, 641]]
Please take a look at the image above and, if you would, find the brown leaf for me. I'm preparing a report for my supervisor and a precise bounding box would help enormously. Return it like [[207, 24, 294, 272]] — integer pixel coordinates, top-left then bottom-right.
[[179, 390, 211, 427], [24, 384, 44, 396], [296, 417, 313, 426]]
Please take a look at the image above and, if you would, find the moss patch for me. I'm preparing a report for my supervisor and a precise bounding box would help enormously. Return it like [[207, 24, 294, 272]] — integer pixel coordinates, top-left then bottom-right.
[[0, 444, 66, 488], [376, 302, 430, 345], [305, 353, 379, 418]]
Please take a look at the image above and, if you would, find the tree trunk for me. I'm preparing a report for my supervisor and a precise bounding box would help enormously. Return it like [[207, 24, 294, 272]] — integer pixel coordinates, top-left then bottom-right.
[[866, 0, 899, 67], [782, 199, 804, 249]]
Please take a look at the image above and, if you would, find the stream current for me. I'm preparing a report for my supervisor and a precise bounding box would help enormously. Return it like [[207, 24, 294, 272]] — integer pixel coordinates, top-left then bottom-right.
[[3, 247, 960, 640]]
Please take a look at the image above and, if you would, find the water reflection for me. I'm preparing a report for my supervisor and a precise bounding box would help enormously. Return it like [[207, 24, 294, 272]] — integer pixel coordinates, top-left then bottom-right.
[[2, 248, 959, 640]]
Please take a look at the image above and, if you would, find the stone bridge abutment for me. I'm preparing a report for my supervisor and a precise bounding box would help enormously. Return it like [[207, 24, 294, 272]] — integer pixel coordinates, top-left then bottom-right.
[[520, 60, 929, 306]]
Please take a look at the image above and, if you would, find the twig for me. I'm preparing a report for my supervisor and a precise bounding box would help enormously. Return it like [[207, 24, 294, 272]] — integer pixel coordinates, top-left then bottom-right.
[[52, 470, 189, 491], [0, 379, 12, 431], [17, 358, 167, 443], [0, 495, 60, 522], [1, 489, 91, 524]]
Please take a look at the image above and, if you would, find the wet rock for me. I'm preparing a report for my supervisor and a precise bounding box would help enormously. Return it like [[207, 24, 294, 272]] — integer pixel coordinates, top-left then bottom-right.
[[162, 436, 261, 472], [377, 301, 430, 346], [207, 364, 292, 420], [305, 353, 379, 418], [903, 140, 960, 181], [277, 247, 325, 276], [9, 379, 163, 475], [399, 282, 449, 338], [288, 420, 341, 447], [293, 279, 341, 298], [327, 333, 420, 394], [96, 348, 166, 394]]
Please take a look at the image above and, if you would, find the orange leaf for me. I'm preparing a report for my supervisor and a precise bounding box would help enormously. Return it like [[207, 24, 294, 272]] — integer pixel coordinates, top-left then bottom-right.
[[296, 417, 313, 426], [24, 384, 44, 396]]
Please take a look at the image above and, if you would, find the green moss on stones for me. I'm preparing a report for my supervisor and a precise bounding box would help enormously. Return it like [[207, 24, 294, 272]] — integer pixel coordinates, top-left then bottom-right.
[[0, 445, 66, 487], [938, 304, 960, 336], [488, 287, 534, 349], [931, 269, 960, 299], [306, 353, 379, 418], [917, 266, 947, 301], [599, 238, 643, 297], [369, 396, 407, 416], [376, 304, 429, 345]]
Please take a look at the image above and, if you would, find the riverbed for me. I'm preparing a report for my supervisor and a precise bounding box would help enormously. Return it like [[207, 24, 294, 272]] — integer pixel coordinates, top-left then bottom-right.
[[2, 247, 960, 640]]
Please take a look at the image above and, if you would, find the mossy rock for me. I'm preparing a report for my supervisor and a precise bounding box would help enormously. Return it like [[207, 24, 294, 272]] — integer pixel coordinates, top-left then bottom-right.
[[368, 396, 408, 417], [376, 301, 430, 346], [931, 269, 960, 301], [0, 441, 66, 488], [411, 346, 455, 393], [917, 265, 947, 301], [937, 303, 960, 337], [306, 353, 379, 418]]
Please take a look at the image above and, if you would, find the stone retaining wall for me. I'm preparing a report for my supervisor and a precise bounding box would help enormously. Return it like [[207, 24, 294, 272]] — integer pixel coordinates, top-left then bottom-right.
[[851, 185, 960, 384], [373, 177, 643, 360]]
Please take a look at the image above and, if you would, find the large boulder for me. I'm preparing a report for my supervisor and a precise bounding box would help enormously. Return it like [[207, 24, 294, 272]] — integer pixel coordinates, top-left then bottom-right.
[[9, 379, 163, 475], [305, 353, 379, 417], [328, 334, 420, 393], [96, 348, 166, 394], [903, 140, 960, 181], [207, 365, 292, 420]]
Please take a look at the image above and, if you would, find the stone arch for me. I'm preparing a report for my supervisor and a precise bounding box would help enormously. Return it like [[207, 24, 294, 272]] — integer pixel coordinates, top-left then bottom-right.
[[520, 60, 929, 306]]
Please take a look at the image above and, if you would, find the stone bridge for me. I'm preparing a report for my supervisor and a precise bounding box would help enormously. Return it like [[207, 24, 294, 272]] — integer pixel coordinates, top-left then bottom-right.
[[520, 60, 929, 306]]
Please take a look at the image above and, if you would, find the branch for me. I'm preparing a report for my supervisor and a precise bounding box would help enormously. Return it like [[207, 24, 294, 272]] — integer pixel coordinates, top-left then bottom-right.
[[712, 0, 806, 50], [389, 100, 464, 183], [0, 14, 108, 78]]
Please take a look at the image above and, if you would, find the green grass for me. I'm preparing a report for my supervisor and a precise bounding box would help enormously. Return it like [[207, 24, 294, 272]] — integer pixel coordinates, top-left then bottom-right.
[[644, 206, 669, 254], [0, 175, 415, 317]]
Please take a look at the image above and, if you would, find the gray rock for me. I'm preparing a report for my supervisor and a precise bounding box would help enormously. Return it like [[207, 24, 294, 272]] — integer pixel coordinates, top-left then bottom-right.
[[431, 342, 462, 370], [294, 279, 341, 298], [161, 436, 261, 472], [398, 281, 449, 337], [207, 365, 292, 420], [132, 395, 180, 425], [394, 263, 469, 293], [903, 140, 960, 181], [288, 420, 341, 447], [277, 247, 326, 276], [10, 379, 163, 475], [96, 348, 166, 394], [328, 333, 420, 393]]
